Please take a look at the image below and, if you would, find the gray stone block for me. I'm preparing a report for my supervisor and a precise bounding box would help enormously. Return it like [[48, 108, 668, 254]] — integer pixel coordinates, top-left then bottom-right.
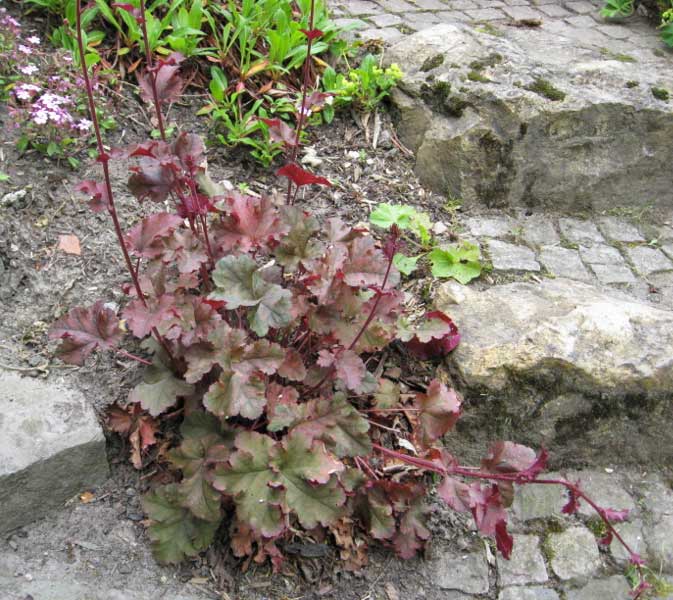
[[537, 4, 571, 17], [499, 587, 560, 600], [431, 552, 490, 594], [559, 219, 605, 245], [588, 262, 637, 285], [579, 243, 624, 265], [0, 372, 108, 534], [487, 239, 541, 271], [539, 246, 592, 282], [520, 216, 559, 246], [501, 5, 544, 20], [624, 246, 673, 277], [610, 519, 645, 565], [498, 534, 548, 586], [546, 526, 601, 582], [645, 514, 673, 573], [562, 470, 636, 518], [596, 217, 644, 242], [564, 0, 596, 14], [565, 575, 631, 600], [465, 216, 513, 238], [512, 474, 566, 521]]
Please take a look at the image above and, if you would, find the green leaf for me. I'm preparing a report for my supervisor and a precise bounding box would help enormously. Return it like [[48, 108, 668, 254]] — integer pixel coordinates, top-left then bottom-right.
[[128, 364, 194, 417], [428, 242, 482, 284], [292, 394, 372, 458], [369, 203, 419, 230], [661, 22, 673, 47], [374, 378, 400, 409], [203, 371, 267, 420], [249, 284, 292, 337], [210, 255, 292, 336], [169, 437, 226, 522], [393, 253, 419, 276], [211, 431, 284, 537], [271, 433, 346, 529], [142, 484, 220, 564], [210, 255, 259, 307], [275, 206, 323, 270], [0, 173, 9, 182], [365, 488, 396, 540]]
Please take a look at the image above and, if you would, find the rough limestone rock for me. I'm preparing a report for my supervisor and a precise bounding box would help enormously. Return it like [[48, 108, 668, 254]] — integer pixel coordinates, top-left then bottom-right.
[[0, 371, 109, 534], [386, 23, 673, 211], [437, 279, 673, 466]]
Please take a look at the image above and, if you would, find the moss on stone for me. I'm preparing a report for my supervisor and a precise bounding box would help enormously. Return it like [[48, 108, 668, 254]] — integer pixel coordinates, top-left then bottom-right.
[[467, 70, 491, 83], [651, 86, 670, 101], [469, 53, 503, 71], [599, 47, 637, 63], [420, 53, 445, 72], [420, 80, 468, 118], [526, 78, 566, 102], [625, 80, 639, 88], [586, 516, 609, 538], [475, 22, 504, 37]]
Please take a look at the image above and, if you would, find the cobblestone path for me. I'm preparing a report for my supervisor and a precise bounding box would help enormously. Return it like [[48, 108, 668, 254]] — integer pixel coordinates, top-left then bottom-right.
[[330, 0, 661, 50]]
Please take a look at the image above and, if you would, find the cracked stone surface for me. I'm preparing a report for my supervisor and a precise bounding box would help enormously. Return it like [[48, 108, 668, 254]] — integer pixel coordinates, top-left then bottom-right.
[[486, 239, 540, 272], [546, 527, 600, 582], [431, 552, 490, 594], [497, 534, 548, 586]]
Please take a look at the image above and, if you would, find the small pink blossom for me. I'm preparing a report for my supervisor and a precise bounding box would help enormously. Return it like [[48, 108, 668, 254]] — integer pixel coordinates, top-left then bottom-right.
[[27, 36, 41, 45], [74, 119, 92, 132], [14, 83, 41, 101], [19, 65, 39, 76], [18, 44, 32, 55]]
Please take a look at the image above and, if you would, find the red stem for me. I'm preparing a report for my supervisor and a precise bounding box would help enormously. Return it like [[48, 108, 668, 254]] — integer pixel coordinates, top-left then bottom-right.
[[372, 443, 645, 585], [285, 0, 317, 205], [115, 348, 152, 366], [75, 0, 173, 363], [138, 0, 166, 141]]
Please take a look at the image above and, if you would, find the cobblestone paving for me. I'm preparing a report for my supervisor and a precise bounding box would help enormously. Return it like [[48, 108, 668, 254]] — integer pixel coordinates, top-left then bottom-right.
[[330, 0, 657, 50], [421, 468, 673, 599], [461, 212, 673, 308]]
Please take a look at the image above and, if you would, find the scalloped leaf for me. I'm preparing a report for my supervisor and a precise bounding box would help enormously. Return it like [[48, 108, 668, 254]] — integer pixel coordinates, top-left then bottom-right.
[[128, 364, 194, 417], [142, 483, 219, 564], [49, 301, 122, 365], [292, 394, 372, 458], [275, 206, 323, 270], [212, 431, 284, 537], [415, 380, 461, 444], [203, 371, 266, 420]]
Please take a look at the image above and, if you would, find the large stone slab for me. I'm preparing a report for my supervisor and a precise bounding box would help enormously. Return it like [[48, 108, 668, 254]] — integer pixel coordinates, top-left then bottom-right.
[[437, 279, 673, 465], [386, 23, 673, 211], [0, 371, 109, 534]]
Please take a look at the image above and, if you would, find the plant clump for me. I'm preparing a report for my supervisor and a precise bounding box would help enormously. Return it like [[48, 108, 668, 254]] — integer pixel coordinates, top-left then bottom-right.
[[525, 77, 566, 102], [44, 2, 658, 596], [651, 86, 670, 100]]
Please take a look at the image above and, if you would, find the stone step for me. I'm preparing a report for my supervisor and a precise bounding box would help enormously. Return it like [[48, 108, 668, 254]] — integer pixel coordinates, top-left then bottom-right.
[[436, 278, 673, 467], [386, 22, 673, 212], [0, 370, 109, 534]]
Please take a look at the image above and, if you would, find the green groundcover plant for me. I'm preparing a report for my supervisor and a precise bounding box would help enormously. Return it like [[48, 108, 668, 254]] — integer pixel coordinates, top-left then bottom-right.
[[46, 0, 656, 595], [369, 203, 483, 283], [601, 0, 673, 46]]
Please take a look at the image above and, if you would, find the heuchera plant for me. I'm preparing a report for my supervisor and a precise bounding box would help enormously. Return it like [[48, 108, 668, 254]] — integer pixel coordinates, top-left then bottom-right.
[[48, 0, 652, 594]]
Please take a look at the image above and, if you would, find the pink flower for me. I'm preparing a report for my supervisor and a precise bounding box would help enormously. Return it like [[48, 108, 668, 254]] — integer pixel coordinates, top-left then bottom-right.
[[74, 119, 92, 132], [18, 44, 32, 55], [14, 83, 41, 101], [19, 65, 38, 75], [27, 36, 40, 45]]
